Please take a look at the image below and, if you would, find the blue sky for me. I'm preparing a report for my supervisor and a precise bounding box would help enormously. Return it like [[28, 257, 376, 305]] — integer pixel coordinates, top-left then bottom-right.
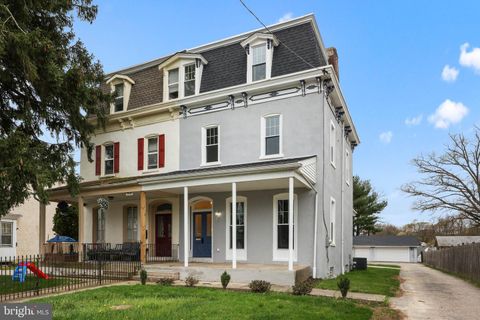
[[73, 1, 480, 226]]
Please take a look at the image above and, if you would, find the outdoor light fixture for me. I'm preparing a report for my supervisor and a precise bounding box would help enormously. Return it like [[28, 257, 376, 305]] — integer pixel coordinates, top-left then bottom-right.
[[214, 211, 222, 219], [125, 192, 134, 197]]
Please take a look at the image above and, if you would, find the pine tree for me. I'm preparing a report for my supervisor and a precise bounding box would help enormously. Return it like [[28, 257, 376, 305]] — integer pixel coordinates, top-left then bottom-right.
[[353, 176, 388, 235]]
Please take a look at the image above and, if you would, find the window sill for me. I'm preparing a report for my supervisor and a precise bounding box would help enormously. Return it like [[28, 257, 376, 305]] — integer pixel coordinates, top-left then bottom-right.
[[100, 174, 116, 179], [142, 169, 160, 174], [200, 161, 222, 167], [259, 154, 284, 160]]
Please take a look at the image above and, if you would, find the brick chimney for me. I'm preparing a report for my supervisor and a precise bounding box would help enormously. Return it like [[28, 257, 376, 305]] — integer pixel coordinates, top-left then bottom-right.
[[326, 47, 339, 80]]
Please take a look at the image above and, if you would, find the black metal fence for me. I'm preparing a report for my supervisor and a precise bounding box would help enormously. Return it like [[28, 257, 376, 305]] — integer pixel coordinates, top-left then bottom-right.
[[146, 243, 179, 263], [0, 251, 141, 302]]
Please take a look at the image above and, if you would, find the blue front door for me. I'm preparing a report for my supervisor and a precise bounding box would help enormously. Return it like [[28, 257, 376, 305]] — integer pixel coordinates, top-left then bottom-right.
[[192, 212, 212, 257]]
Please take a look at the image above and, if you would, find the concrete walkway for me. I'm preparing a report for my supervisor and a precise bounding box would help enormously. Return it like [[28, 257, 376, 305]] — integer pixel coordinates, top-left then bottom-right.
[[391, 263, 480, 320]]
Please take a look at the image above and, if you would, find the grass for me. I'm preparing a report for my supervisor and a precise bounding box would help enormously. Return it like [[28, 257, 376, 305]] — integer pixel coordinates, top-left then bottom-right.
[[33, 284, 375, 320], [0, 275, 67, 295], [315, 268, 401, 297]]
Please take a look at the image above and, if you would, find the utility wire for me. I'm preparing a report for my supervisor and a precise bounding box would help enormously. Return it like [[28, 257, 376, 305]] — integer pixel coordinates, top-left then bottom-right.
[[239, 0, 319, 70]]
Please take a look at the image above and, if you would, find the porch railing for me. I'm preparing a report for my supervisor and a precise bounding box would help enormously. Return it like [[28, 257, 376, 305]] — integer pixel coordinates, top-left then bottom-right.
[[83, 243, 140, 262], [146, 243, 179, 263]]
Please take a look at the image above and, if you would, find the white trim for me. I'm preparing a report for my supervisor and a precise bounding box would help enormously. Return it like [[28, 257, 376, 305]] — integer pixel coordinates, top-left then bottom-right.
[[329, 197, 336, 246], [103, 143, 115, 176], [329, 120, 336, 168], [162, 58, 204, 102], [261, 114, 283, 159], [158, 53, 207, 70], [201, 125, 221, 166], [183, 187, 189, 266], [272, 193, 298, 262], [106, 74, 135, 85], [145, 135, 159, 170], [225, 195, 247, 261]]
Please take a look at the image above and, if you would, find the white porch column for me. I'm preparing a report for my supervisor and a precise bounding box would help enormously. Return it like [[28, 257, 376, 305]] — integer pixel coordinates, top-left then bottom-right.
[[232, 182, 237, 269], [288, 177, 294, 271], [183, 186, 189, 267]]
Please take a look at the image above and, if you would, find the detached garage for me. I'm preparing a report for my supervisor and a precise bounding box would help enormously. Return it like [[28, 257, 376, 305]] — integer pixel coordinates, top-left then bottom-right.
[[353, 235, 420, 263]]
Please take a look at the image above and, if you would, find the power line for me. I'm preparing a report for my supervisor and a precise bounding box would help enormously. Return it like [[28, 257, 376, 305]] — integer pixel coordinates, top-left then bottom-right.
[[239, 0, 318, 70]]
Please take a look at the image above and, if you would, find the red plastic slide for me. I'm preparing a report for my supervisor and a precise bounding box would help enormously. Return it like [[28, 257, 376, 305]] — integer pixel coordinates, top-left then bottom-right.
[[19, 262, 49, 280]]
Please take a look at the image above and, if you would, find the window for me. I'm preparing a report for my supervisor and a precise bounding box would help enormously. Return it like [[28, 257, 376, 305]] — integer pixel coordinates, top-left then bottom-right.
[[229, 201, 245, 250], [126, 206, 138, 242], [205, 126, 219, 163], [273, 193, 297, 261], [147, 137, 158, 169], [345, 149, 350, 185], [261, 115, 282, 157], [104, 144, 114, 175], [0, 222, 13, 247], [330, 197, 336, 245], [168, 68, 179, 99], [114, 84, 124, 112], [184, 64, 195, 97], [97, 209, 106, 243], [330, 121, 336, 166], [252, 45, 266, 81]]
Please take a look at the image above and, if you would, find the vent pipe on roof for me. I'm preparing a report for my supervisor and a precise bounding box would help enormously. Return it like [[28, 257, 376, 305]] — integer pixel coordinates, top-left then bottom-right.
[[326, 47, 339, 81]]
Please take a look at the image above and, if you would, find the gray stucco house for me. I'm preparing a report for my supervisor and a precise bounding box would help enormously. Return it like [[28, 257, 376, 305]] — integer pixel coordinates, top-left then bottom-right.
[[47, 14, 360, 284]]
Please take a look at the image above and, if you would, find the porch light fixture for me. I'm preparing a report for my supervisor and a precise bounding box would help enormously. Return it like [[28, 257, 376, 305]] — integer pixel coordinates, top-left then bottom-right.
[[125, 192, 134, 197], [214, 211, 222, 219]]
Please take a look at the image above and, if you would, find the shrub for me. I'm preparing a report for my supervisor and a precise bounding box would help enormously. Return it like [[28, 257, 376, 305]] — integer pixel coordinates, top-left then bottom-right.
[[249, 280, 271, 293], [185, 275, 199, 287], [337, 275, 350, 298], [221, 271, 231, 289], [292, 277, 314, 295], [156, 277, 175, 286], [139, 269, 147, 285]]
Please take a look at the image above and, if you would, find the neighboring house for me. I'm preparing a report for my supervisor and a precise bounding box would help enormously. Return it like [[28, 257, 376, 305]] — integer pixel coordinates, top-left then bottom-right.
[[0, 196, 55, 258], [353, 235, 420, 263], [435, 236, 480, 248], [46, 14, 359, 283]]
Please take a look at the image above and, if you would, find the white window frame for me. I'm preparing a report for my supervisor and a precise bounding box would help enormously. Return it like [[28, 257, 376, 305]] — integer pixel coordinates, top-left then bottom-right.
[[272, 193, 298, 261], [114, 83, 124, 112], [260, 114, 283, 159], [103, 143, 114, 176], [330, 120, 336, 168], [126, 206, 138, 242], [345, 149, 350, 186], [0, 221, 14, 247], [97, 208, 106, 243], [242, 34, 277, 84], [167, 68, 179, 100], [183, 63, 196, 97], [251, 44, 267, 82], [146, 135, 159, 170], [329, 197, 336, 246], [225, 196, 247, 261], [201, 125, 221, 166], [163, 58, 204, 101]]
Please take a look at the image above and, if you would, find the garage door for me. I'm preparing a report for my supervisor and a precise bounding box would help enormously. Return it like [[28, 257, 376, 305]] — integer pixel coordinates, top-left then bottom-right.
[[354, 247, 412, 262]]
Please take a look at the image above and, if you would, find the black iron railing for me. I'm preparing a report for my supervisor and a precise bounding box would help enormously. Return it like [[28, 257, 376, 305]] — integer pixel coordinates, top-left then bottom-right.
[[146, 243, 179, 263], [0, 250, 141, 302]]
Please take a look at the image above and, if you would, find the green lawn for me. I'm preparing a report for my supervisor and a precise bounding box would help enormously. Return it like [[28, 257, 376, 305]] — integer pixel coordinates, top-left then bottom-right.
[[33, 285, 374, 320], [315, 267, 400, 297], [0, 275, 68, 295], [368, 264, 401, 269]]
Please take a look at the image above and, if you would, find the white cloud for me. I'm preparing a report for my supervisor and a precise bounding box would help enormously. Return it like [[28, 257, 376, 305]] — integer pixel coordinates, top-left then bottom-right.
[[428, 99, 469, 129], [278, 12, 293, 23], [405, 114, 423, 126], [379, 131, 393, 144], [459, 43, 480, 73], [441, 65, 459, 82]]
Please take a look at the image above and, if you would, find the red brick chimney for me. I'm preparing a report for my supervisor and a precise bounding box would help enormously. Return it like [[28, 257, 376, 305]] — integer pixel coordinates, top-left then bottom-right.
[[327, 47, 339, 81]]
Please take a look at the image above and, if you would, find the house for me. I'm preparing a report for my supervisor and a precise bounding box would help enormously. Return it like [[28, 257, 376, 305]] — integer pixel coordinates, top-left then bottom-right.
[[353, 235, 420, 263], [45, 14, 359, 284], [435, 236, 480, 248], [1, 196, 55, 259]]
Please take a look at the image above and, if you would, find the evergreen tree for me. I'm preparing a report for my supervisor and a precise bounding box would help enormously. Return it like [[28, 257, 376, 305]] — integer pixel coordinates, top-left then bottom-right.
[[53, 201, 78, 240], [353, 176, 388, 235], [0, 1, 110, 216]]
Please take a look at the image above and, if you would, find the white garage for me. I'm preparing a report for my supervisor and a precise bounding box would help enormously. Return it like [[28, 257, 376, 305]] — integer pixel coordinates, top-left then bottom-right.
[[353, 235, 420, 263]]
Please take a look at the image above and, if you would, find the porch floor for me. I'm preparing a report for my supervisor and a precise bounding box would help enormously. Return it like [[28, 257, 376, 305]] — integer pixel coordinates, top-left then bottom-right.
[[144, 262, 311, 286]]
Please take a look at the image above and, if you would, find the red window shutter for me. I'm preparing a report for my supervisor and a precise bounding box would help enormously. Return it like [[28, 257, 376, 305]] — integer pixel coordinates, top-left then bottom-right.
[[114, 142, 120, 173], [137, 138, 144, 170], [158, 134, 165, 168], [95, 145, 101, 176]]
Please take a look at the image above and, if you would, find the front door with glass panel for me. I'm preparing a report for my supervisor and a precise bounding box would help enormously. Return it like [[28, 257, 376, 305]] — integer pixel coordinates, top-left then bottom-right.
[[155, 214, 172, 257], [192, 212, 212, 257]]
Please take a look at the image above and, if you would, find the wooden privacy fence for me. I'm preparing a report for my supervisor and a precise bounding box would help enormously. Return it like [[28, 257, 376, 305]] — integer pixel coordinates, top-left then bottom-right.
[[423, 243, 480, 284]]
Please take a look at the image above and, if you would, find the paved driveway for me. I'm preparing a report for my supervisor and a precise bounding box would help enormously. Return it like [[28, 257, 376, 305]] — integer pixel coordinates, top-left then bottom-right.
[[391, 263, 480, 320]]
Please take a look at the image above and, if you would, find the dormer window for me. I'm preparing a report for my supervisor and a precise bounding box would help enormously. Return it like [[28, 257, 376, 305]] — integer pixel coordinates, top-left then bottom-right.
[[159, 53, 207, 101], [241, 33, 279, 83], [252, 45, 267, 81], [114, 84, 124, 112], [168, 68, 179, 100]]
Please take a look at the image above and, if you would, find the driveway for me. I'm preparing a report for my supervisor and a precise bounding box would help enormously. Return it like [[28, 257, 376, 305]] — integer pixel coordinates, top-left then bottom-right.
[[391, 263, 480, 320]]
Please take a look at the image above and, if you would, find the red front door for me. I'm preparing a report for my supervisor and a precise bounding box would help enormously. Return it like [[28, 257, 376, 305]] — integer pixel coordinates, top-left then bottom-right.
[[155, 214, 172, 257]]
